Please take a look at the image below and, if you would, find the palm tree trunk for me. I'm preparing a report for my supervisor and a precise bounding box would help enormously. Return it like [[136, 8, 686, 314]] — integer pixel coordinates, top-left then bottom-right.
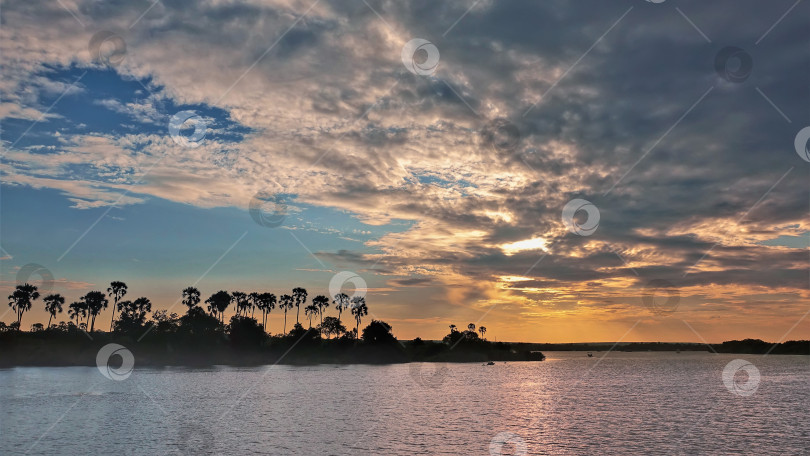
[[283, 312, 287, 333], [47, 314, 53, 329], [296, 305, 300, 324], [109, 300, 117, 332]]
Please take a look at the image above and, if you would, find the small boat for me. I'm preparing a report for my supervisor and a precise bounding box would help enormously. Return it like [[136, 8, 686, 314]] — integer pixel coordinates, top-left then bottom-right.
[[587, 352, 593, 357], [486, 361, 495, 365]]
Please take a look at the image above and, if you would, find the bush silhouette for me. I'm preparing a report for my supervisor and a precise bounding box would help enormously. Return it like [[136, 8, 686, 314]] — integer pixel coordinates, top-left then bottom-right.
[[228, 316, 266, 347], [178, 306, 223, 340], [361, 320, 397, 345]]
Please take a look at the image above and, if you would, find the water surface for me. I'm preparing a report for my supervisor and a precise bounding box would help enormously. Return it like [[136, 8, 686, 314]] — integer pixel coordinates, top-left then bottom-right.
[[2, 352, 808, 455]]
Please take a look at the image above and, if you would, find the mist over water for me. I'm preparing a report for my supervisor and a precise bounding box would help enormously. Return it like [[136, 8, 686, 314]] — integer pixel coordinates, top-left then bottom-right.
[[2, 352, 808, 455]]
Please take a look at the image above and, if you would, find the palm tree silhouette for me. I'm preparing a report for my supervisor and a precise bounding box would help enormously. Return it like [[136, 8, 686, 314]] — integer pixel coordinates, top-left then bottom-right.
[[305, 303, 318, 328], [249, 292, 259, 318], [68, 301, 86, 326], [8, 283, 39, 329], [257, 292, 276, 331], [449, 324, 457, 333], [279, 294, 293, 333], [132, 297, 152, 319], [82, 291, 108, 332], [205, 291, 231, 324], [43, 293, 65, 329], [350, 296, 368, 339], [333, 293, 349, 325], [107, 281, 127, 332], [231, 291, 248, 317], [182, 287, 201, 312], [292, 287, 307, 325], [241, 292, 253, 317], [242, 292, 253, 317], [313, 295, 329, 328], [479, 326, 487, 340]]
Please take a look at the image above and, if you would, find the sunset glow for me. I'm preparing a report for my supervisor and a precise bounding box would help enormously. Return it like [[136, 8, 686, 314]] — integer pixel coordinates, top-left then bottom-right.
[[500, 237, 550, 256]]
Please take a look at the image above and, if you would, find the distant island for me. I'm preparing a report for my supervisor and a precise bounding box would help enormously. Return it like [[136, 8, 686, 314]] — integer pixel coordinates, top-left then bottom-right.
[[2, 282, 807, 367], [524, 340, 810, 355], [1, 281, 544, 366]]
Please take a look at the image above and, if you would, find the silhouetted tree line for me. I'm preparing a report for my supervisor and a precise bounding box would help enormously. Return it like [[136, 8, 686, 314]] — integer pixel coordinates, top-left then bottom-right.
[[5, 282, 372, 340], [712, 338, 810, 355], [6, 283, 808, 362], [2, 282, 546, 366], [443, 323, 488, 345]]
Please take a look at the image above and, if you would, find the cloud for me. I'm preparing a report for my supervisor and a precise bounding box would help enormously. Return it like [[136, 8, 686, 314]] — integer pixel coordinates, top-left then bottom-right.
[[0, 0, 807, 334]]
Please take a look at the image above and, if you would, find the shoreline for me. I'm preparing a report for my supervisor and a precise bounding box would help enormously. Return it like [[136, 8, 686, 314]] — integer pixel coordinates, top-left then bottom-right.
[[2, 334, 807, 368]]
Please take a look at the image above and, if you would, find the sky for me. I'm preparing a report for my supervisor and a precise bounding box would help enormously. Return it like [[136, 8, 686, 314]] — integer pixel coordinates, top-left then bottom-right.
[[1, 0, 808, 343]]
